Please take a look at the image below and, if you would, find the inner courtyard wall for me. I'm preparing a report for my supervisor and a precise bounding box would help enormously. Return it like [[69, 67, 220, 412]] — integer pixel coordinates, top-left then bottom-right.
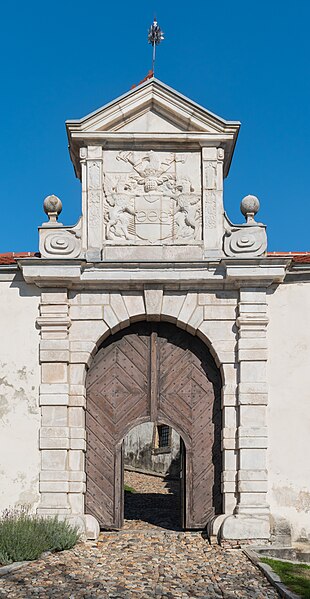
[[267, 280, 310, 542], [124, 422, 181, 477], [0, 274, 40, 513]]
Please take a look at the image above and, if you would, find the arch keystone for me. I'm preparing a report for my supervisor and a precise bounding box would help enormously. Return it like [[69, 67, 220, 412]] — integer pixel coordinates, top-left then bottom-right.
[[144, 288, 163, 321]]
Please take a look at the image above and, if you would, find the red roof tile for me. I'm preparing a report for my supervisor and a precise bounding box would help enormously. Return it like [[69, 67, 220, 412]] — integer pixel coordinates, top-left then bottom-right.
[[268, 252, 310, 263], [0, 252, 37, 265]]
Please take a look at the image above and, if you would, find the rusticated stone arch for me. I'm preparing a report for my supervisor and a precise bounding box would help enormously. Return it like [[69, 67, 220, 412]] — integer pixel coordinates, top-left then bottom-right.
[[85, 321, 222, 529]]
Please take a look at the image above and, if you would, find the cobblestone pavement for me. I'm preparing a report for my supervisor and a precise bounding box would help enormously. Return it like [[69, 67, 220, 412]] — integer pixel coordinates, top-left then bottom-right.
[[0, 473, 279, 597], [124, 470, 181, 530], [0, 531, 279, 598]]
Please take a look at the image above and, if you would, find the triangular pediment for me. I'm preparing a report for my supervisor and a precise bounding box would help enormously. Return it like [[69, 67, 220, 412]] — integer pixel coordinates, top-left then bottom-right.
[[66, 78, 240, 180], [66, 78, 239, 135], [111, 108, 190, 133]]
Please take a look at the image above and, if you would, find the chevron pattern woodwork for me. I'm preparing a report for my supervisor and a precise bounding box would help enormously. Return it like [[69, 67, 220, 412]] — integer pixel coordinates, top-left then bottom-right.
[[86, 322, 222, 529]]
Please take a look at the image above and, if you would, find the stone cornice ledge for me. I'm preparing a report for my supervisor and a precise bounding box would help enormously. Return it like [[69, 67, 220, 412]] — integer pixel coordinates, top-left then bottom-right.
[[222, 258, 290, 284], [18, 257, 290, 289]]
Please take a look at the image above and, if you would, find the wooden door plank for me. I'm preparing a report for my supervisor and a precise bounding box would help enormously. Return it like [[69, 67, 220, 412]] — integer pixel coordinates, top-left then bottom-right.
[[86, 322, 222, 531]]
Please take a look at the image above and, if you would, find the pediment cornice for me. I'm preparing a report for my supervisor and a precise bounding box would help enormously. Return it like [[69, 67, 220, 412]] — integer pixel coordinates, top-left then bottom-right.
[[66, 78, 240, 179]]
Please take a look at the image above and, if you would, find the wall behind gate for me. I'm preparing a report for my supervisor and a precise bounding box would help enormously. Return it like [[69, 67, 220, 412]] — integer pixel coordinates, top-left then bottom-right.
[[267, 281, 310, 542], [0, 275, 40, 513], [124, 422, 181, 476]]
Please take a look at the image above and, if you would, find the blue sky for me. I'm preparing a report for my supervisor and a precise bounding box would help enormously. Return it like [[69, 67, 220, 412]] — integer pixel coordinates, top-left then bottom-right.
[[1, 0, 309, 252]]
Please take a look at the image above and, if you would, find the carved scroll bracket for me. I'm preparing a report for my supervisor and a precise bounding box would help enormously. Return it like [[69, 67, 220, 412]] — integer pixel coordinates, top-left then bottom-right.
[[223, 195, 267, 258], [39, 195, 83, 259]]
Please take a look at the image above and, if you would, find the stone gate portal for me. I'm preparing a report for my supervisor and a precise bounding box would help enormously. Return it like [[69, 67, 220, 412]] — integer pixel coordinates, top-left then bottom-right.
[[85, 322, 222, 529]]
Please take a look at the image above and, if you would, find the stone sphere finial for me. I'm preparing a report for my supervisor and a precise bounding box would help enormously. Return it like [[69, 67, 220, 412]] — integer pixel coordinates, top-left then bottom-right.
[[43, 195, 62, 223], [240, 194, 260, 223]]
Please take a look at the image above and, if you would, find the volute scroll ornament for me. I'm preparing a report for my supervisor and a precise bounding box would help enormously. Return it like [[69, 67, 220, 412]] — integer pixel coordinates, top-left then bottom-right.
[[40, 196, 82, 259], [223, 195, 267, 257], [42, 229, 82, 258]]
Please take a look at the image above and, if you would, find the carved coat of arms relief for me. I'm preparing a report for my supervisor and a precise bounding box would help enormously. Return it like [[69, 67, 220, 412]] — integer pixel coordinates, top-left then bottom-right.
[[103, 151, 201, 243]]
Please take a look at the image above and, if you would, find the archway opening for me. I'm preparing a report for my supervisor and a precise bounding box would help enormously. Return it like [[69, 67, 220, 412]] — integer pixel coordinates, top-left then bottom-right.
[[122, 421, 185, 530], [85, 321, 222, 530]]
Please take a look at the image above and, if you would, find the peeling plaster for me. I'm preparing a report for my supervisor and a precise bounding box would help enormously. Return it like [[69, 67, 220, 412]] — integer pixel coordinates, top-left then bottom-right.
[[0, 280, 40, 514], [0, 396, 9, 419], [17, 477, 39, 509], [0, 365, 39, 418], [17, 367, 27, 381], [0, 376, 14, 389], [13, 472, 27, 485], [273, 486, 310, 513]]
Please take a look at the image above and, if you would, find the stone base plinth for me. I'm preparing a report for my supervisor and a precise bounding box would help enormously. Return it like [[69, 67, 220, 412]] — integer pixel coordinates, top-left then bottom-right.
[[219, 514, 270, 541]]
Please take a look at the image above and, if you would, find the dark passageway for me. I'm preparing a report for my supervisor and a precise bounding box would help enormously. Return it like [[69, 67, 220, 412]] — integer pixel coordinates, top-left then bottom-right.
[[123, 469, 182, 530]]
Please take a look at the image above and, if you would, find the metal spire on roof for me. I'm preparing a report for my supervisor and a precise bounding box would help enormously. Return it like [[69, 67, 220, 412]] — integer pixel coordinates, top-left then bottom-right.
[[148, 17, 164, 76]]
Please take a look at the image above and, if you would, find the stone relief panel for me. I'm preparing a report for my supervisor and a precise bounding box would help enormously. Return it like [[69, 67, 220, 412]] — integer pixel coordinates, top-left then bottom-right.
[[204, 191, 217, 229], [102, 151, 202, 244]]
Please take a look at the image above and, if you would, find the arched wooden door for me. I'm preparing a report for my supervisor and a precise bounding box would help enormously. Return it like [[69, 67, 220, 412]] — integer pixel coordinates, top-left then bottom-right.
[[85, 322, 222, 529]]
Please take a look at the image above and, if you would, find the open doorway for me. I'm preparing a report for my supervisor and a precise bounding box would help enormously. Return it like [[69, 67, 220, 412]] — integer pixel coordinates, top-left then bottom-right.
[[122, 422, 186, 530]]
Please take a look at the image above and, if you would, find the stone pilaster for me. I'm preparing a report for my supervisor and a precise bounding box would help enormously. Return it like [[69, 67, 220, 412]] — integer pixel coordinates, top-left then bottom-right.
[[221, 363, 238, 515], [198, 292, 238, 526], [37, 289, 87, 524], [82, 145, 103, 262], [221, 287, 270, 540], [37, 290, 71, 515], [202, 147, 224, 257]]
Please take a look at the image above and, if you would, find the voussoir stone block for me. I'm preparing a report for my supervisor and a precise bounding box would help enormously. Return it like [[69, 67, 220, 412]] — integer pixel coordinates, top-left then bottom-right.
[[161, 293, 185, 322], [122, 293, 146, 321], [103, 305, 121, 332], [110, 293, 130, 327], [186, 305, 204, 333], [177, 293, 197, 328], [144, 288, 163, 320]]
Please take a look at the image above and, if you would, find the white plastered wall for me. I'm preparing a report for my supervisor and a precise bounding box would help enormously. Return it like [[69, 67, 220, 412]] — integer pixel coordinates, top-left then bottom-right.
[[0, 274, 40, 512], [267, 281, 310, 542]]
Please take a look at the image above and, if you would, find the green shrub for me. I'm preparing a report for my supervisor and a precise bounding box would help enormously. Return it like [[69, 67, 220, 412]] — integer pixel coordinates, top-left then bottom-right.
[[0, 507, 80, 565]]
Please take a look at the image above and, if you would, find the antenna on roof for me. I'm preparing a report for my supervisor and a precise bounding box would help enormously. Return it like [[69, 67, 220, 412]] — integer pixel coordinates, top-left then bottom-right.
[[148, 17, 164, 76]]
